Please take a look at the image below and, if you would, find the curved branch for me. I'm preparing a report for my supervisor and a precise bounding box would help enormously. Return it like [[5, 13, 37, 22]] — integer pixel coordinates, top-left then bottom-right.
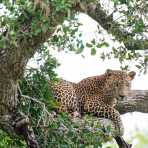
[[77, 1, 148, 50]]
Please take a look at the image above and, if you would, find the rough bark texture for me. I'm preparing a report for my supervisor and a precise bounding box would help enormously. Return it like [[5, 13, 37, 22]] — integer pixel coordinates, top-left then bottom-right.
[[116, 90, 148, 114], [0, 112, 39, 148]]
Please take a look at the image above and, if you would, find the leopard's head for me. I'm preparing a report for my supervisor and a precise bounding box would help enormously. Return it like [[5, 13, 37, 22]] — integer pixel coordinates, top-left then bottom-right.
[[104, 69, 136, 98]]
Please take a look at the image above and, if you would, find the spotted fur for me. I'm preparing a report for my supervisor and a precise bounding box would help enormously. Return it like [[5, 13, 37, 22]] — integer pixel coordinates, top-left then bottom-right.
[[50, 69, 136, 136]]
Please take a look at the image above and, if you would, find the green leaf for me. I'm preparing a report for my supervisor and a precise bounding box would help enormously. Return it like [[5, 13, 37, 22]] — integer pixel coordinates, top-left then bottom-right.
[[91, 39, 96, 45], [134, 19, 144, 33], [100, 52, 105, 60], [101, 42, 109, 47], [91, 48, 96, 55], [76, 48, 83, 54], [0, 40, 6, 48], [118, 0, 130, 4], [76, 43, 84, 53], [86, 43, 93, 48], [97, 42, 109, 48], [136, 65, 142, 69]]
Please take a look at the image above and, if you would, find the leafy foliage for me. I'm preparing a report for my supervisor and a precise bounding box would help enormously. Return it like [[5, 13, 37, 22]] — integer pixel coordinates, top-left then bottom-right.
[[34, 113, 112, 148], [0, 130, 26, 148], [20, 45, 59, 105]]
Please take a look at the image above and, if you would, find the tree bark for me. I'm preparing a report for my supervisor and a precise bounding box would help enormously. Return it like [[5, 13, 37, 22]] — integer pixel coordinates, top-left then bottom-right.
[[0, 78, 39, 147], [116, 90, 148, 114], [0, 79, 17, 114]]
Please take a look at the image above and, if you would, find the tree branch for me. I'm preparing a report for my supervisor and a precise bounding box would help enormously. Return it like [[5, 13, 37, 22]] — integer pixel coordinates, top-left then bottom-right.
[[78, 1, 148, 50], [116, 90, 148, 114], [0, 111, 39, 148]]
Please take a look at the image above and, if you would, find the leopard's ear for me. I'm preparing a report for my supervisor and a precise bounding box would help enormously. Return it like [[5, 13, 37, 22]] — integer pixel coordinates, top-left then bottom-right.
[[105, 69, 112, 76], [128, 71, 136, 80]]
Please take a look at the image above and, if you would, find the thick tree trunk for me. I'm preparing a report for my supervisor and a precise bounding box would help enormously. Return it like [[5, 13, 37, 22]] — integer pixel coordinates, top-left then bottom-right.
[[0, 79, 17, 114], [0, 44, 39, 147], [0, 78, 39, 147]]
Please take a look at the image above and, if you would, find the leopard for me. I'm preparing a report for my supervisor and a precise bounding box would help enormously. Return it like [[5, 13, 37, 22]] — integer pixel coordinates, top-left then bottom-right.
[[50, 69, 136, 138]]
